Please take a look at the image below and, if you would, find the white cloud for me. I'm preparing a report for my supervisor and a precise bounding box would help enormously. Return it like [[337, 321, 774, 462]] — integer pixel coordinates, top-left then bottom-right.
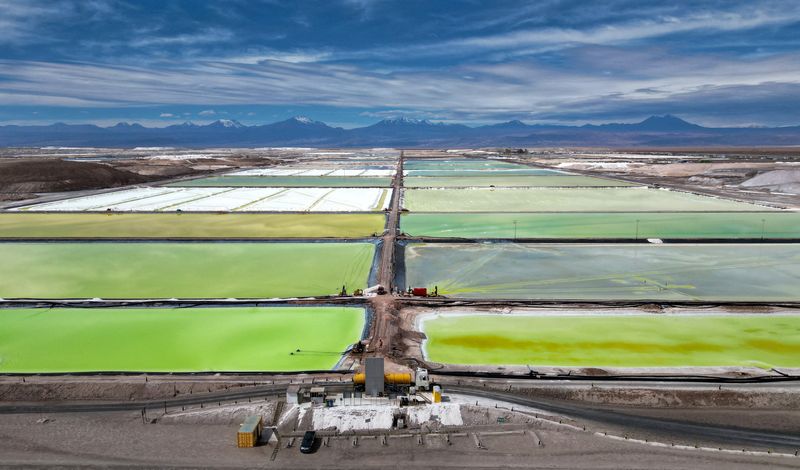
[[227, 51, 331, 64], [0, 0, 117, 45], [330, 2, 800, 62], [159, 112, 175, 117], [129, 28, 234, 47], [1, 52, 799, 125]]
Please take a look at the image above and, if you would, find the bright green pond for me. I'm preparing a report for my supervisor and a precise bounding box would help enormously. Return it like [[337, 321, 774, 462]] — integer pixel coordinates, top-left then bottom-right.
[[0, 307, 365, 372], [0, 242, 375, 299]]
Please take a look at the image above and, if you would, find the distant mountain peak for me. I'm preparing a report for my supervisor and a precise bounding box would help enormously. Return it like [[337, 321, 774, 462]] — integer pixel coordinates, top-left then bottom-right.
[[110, 122, 143, 128], [488, 119, 529, 128], [269, 116, 331, 128], [207, 119, 245, 128], [165, 121, 198, 129], [638, 114, 699, 130], [291, 115, 315, 124], [378, 117, 431, 126], [3, 114, 800, 147], [585, 114, 702, 132]]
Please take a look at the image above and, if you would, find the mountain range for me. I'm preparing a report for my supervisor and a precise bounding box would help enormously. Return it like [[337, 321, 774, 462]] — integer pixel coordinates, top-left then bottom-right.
[[2, 115, 800, 147]]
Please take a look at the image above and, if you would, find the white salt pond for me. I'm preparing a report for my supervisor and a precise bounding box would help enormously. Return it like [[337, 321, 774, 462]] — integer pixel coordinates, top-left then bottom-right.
[[18, 187, 392, 212]]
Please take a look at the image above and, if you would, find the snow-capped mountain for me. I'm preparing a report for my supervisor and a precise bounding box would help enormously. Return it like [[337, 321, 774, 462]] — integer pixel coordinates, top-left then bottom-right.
[[206, 119, 245, 129], [1, 115, 799, 147]]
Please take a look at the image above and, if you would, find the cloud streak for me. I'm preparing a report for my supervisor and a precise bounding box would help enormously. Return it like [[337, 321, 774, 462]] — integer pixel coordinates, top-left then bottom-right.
[[1, 1, 799, 125], [2, 46, 799, 126]]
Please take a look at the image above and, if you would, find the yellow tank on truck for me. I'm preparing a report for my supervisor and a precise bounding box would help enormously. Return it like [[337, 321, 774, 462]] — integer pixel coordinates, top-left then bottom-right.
[[385, 373, 412, 384], [352, 372, 412, 385]]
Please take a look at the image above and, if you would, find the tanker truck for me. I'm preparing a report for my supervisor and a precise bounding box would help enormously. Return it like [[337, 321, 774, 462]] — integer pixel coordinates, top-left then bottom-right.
[[353, 367, 431, 392]]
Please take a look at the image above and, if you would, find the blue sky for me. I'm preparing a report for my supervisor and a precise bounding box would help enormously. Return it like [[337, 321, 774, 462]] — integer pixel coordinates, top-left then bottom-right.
[[1, 0, 799, 127]]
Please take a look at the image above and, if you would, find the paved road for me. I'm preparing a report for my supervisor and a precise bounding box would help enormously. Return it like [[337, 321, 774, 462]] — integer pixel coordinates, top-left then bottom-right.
[[376, 150, 403, 290], [3, 379, 799, 451], [441, 377, 800, 389], [365, 151, 403, 357], [0, 385, 287, 414], [448, 385, 800, 451]]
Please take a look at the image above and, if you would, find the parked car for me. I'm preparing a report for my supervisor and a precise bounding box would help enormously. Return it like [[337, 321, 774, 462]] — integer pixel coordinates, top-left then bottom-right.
[[300, 431, 316, 454]]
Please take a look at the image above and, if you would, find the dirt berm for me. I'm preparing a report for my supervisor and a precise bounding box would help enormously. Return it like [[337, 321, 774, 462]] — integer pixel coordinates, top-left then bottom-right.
[[0, 159, 155, 200]]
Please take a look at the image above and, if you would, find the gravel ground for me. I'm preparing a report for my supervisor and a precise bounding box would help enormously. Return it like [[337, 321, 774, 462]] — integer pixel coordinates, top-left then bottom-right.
[[0, 409, 797, 469]]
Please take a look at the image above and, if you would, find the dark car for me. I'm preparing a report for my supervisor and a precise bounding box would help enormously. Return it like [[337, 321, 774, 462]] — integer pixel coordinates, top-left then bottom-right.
[[300, 431, 316, 454]]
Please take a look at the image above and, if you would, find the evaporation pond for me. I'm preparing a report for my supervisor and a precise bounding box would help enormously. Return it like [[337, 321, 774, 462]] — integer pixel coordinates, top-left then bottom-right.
[[400, 212, 800, 239], [403, 175, 635, 187], [422, 312, 800, 368], [0, 306, 365, 372], [0, 242, 375, 299], [0, 213, 386, 238], [402, 187, 769, 212], [169, 176, 392, 187], [403, 243, 800, 301]]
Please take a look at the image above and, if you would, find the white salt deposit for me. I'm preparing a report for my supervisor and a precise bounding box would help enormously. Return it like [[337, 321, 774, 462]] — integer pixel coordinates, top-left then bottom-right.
[[313, 188, 388, 211], [310, 403, 461, 432], [20, 186, 390, 212], [170, 188, 282, 211], [406, 403, 463, 426], [294, 169, 335, 176], [228, 168, 300, 176], [327, 169, 366, 176], [109, 188, 223, 211], [556, 162, 638, 170], [146, 154, 217, 160], [18, 187, 173, 211], [247, 187, 329, 211], [312, 405, 394, 432], [227, 167, 395, 177], [359, 169, 395, 176]]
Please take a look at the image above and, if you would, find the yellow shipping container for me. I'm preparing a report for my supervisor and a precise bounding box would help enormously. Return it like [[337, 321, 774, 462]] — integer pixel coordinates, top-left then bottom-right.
[[237, 415, 263, 448]]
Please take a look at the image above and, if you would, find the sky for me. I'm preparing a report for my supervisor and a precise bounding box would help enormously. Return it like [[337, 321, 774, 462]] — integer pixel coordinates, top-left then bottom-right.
[[1, 0, 799, 128]]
